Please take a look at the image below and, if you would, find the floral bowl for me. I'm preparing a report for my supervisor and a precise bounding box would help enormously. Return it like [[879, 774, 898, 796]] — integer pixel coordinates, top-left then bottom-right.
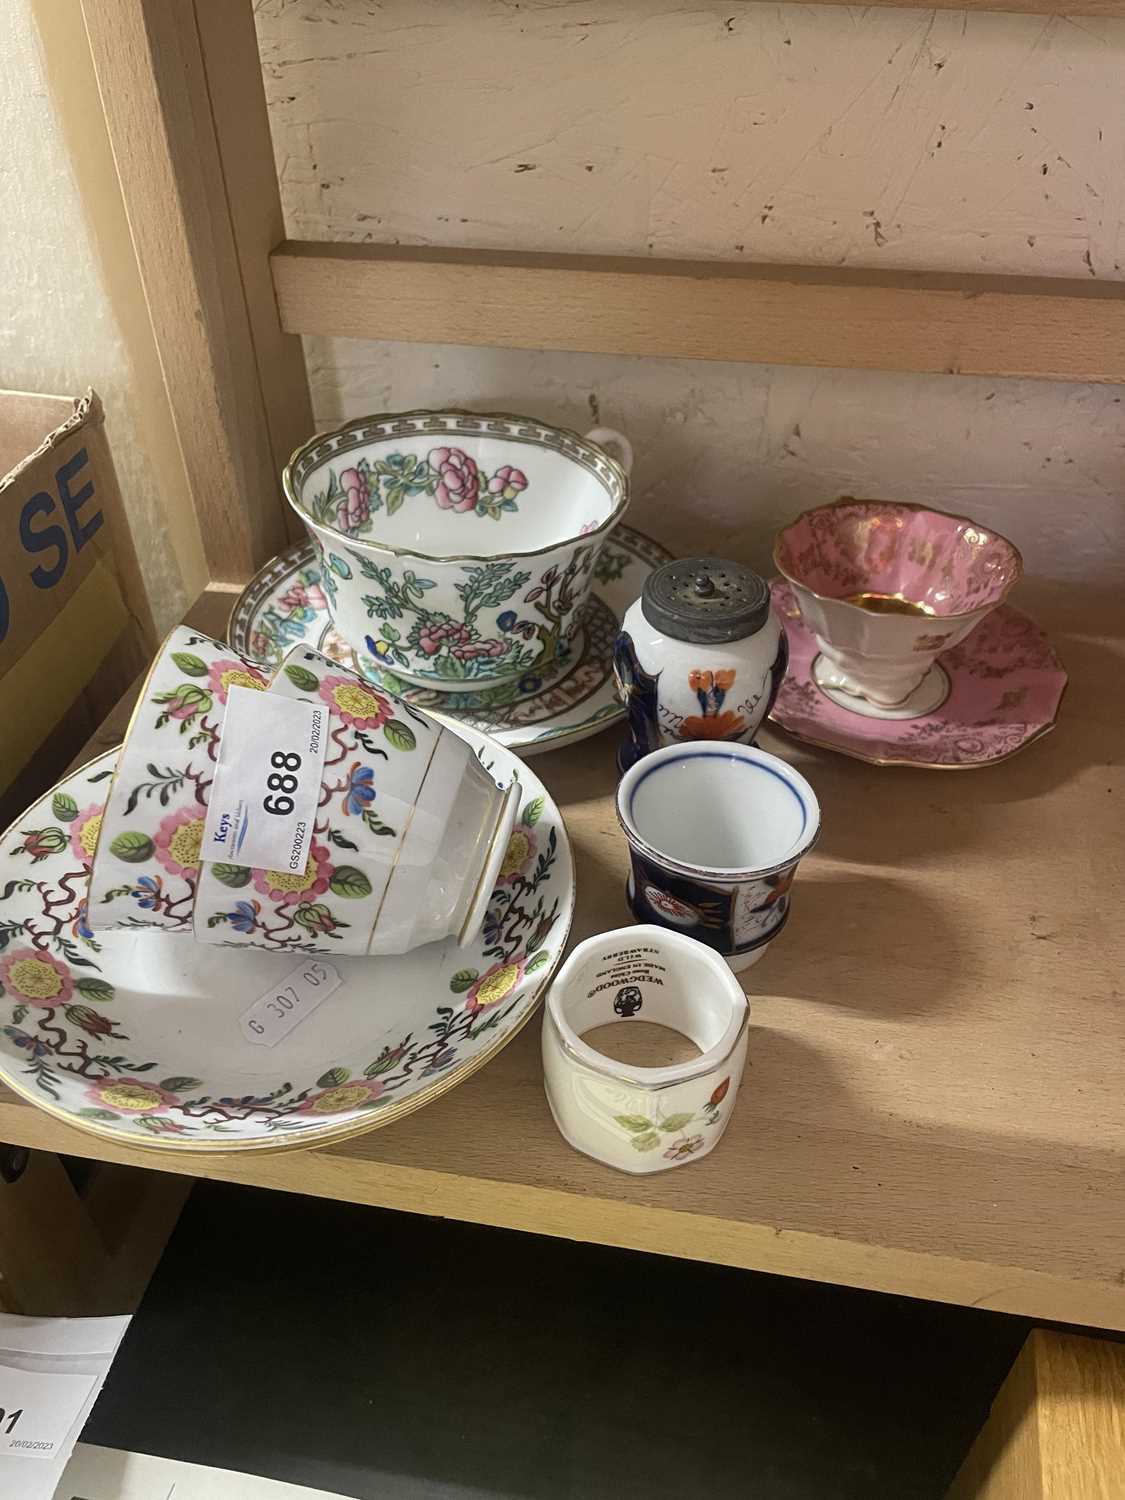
[[774, 499, 1022, 715], [86, 626, 270, 933], [193, 646, 519, 956], [0, 734, 572, 1153], [283, 410, 631, 692]]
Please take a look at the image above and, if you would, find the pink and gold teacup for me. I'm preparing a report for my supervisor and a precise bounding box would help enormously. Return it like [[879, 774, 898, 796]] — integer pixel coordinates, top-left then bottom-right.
[[774, 499, 1022, 717]]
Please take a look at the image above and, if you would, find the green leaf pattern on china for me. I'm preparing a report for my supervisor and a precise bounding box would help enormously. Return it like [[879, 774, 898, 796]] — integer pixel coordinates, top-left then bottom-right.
[[110, 831, 154, 863], [212, 863, 252, 888], [284, 664, 320, 694], [171, 652, 209, 677], [328, 866, 372, 899], [383, 720, 416, 752], [521, 796, 544, 828], [317, 1067, 350, 1089], [75, 977, 115, 1004], [51, 793, 78, 822], [449, 969, 479, 994]]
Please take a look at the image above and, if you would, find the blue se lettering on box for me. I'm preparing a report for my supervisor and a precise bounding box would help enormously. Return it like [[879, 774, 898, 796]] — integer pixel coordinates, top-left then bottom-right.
[[11, 448, 103, 601]]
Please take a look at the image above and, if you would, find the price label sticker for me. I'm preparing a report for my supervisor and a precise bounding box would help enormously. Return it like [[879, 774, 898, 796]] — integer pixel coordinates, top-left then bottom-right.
[[201, 685, 327, 873], [0, 1364, 96, 1458], [239, 958, 343, 1047]]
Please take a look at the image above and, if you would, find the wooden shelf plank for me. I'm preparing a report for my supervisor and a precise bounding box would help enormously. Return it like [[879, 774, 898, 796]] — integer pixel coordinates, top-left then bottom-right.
[[81, 0, 312, 583], [2, 580, 1122, 1329], [737, 0, 1125, 14], [272, 241, 1125, 385]]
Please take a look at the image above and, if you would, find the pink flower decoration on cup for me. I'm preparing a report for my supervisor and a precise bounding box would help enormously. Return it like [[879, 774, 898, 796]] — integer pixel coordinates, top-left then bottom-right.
[[69, 805, 105, 867], [417, 619, 472, 657], [297, 1078, 385, 1115], [0, 947, 74, 1009], [206, 658, 268, 705], [429, 447, 481, 512], [317, 675, 392, 730], [337, 467, 370, 532], [252, 840, 333, 905], [88, 1077, 179, 1115], [154, 803, 208, 877], [454, 638, 508, 661], [488, 465, 528, 502]]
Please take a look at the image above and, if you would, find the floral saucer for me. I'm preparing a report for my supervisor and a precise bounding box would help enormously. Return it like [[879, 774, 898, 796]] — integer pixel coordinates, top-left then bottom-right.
[[0, 733, 573, 1152], [229, 525, 672, 756], [768, 579, 1067, 769]]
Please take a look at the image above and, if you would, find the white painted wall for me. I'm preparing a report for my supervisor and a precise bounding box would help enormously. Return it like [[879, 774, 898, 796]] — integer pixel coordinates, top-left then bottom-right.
[[1, 0, 197, 630], [256, 0, 1125, 588]]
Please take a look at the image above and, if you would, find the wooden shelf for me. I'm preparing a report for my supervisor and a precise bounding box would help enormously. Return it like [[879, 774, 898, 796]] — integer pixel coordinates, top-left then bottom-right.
[[272, 241, 1125, 385], [1, 582, 1122, 1329]]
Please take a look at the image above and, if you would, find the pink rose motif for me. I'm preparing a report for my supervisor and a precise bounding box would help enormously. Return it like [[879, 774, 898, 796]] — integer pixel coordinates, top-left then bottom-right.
[[154, 803, 207, 877], [280, 581, 328, 614], [337, 468, 370, 533], [487, 465, 528, 502], [418, 620, 473, 657], [252, 839, 333, 905], [453, 638, 509, 661], [0, 947, 74, 1009], [429, 447, 480, 512], [206, 658, 268, 705]]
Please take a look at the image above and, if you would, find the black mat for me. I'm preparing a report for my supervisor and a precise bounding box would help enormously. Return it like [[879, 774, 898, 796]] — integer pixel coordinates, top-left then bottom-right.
[[83, 1180, 1026, 1499]]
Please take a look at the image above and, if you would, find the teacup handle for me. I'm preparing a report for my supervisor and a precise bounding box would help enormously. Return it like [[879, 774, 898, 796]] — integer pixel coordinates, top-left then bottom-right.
[[585, 426, 634, 477]]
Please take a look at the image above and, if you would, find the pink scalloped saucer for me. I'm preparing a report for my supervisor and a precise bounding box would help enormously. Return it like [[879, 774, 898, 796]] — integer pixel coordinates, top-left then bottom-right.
[[768, 579, 1067, 769]]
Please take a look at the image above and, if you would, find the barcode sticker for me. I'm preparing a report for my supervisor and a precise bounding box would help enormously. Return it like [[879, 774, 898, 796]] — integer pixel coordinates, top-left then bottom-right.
[[239, 959, 343, 1047], [201, 686, 327, 873]]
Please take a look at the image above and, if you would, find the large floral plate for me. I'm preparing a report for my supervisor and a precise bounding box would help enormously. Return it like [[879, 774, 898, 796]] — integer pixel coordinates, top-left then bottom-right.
[[768, 579, 1067, 768], [229, 525, 672, 756], [0, 733, 573, 1152]]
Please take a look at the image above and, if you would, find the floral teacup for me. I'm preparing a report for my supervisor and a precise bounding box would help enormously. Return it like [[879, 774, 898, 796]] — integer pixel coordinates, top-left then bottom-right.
[[774, 499, 1022, 716], [193, 646, 520, 956], [86, 627, 270, 932], [284, 410, 631, 692], [542, 925, 749, 1173], [616, 742, 820, 972]]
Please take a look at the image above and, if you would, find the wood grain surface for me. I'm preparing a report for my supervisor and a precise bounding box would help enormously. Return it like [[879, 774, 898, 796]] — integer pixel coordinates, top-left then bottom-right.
[[80, 0, 306, 583], [272, 242, 1125, 385], [0, 580, 1121, 1329], [948, 1330, 1125, 1498]]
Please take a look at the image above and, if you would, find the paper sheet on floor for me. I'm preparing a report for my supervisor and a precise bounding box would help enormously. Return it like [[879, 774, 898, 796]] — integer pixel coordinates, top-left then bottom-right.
[[0, 1313, 131, 1500], [56, 1445, 358, 1499]]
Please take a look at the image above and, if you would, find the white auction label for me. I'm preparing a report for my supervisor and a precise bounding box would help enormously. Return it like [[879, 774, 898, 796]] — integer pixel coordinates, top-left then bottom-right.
[[0, 1364, 96, 1458], [239, 958, 342, 1047], [201, 685, 327, 874]]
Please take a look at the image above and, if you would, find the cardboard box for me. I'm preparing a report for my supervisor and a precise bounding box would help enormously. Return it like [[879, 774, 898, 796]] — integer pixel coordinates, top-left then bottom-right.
[[0, 390, 154, 818]]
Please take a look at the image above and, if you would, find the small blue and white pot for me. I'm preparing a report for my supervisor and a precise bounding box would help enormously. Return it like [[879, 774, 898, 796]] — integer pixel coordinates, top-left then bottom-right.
[[615, 743, 821, 972]]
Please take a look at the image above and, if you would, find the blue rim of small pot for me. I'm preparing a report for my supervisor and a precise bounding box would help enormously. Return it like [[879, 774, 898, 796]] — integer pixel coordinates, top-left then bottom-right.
[[283, 407, 631, 566], [616, 742, 822, 883]]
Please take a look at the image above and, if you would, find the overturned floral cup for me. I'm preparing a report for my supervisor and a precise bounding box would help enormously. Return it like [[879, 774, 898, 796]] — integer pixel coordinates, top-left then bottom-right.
[[192, 646, 520, 956], [86, 626, 270, 932], [283, 409, 632, 692]]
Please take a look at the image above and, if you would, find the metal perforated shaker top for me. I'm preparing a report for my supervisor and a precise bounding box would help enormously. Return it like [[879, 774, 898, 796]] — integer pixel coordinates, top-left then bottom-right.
[[640, 557, 771, 644]]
